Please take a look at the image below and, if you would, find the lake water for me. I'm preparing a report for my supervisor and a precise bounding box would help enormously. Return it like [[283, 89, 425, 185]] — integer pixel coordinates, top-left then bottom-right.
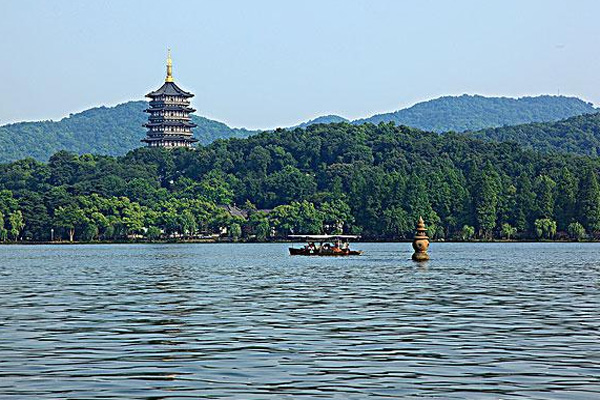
[[0, 243, 599, 399]]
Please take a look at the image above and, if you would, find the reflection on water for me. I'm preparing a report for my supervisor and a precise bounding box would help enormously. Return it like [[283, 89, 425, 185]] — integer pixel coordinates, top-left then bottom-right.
[[0, 243, 599, 399]]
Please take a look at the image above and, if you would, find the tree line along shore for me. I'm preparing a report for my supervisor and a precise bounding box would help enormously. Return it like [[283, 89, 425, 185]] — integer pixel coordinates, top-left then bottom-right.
[[0, 123, 599, 243]]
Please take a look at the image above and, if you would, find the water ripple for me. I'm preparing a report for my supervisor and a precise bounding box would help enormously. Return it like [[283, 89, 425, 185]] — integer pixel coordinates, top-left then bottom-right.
[[0, 243, 599, 399]]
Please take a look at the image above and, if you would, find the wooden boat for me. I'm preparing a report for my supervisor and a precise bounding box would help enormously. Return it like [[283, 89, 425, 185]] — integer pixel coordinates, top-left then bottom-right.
[[288, 235, 363, 256]]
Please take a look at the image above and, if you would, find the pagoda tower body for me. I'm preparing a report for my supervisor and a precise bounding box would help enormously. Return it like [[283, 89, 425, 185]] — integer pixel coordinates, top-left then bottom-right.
[[142, 51, 198, 148]]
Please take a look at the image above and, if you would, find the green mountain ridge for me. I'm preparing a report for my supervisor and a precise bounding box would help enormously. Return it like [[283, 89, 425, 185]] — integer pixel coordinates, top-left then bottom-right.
[[294, 115, 349, 128], [467, 112, 600, 156], [0, 94, 596, 162], [0, 101, 255, 163], [354, 94, 597, 132]]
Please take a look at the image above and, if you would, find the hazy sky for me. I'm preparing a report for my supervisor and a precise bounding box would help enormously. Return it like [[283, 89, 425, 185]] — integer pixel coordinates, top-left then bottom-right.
[[2, 0, 600, 128]]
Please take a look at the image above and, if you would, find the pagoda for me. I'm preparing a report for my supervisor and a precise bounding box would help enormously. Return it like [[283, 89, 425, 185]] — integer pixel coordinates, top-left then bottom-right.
[[142, 50, 198, 148]]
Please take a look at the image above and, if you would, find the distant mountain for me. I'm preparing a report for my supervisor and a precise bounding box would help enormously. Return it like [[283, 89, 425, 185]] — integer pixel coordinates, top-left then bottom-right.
[[0, 94, 597, 163], [353, 94, 597, 132], [294, 115, 349, 129], [467, 112, 600, 157], [0, 101, 256, 163]]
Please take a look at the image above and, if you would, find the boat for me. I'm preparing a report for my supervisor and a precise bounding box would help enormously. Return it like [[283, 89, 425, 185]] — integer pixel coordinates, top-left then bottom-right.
[[288, 235, 363, 256]]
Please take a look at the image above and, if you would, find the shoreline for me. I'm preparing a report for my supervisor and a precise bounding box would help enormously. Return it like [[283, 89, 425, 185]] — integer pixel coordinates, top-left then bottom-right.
[[0, 239, 597, 246]]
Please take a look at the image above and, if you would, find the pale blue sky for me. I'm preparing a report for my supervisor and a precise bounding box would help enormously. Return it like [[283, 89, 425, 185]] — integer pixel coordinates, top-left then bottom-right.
[[2, 0, 600, 129]]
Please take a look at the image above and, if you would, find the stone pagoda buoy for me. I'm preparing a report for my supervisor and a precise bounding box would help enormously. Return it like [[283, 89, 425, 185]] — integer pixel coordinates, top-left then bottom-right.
[[411, 217, 430, 261]]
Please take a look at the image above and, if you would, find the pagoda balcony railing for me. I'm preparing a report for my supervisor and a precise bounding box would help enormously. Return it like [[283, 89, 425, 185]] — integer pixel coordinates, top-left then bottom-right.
[[147, 128, 193, 134], [149, 100, 191, 107], [148, 116, 191, 121]]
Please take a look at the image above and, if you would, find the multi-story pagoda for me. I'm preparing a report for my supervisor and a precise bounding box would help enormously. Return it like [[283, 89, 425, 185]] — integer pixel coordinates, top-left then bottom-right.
[[142, 50, 198, 148]]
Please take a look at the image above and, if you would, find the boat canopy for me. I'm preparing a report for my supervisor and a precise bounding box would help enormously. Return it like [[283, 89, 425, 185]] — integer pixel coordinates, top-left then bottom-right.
[[288, 234, 360, 241]]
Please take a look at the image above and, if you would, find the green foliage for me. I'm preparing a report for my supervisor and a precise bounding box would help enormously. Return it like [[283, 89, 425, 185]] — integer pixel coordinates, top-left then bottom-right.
[[1, 95, 596, 164], [501, 223, 517, 240], [229, 223, 242, 239], [0, 102, 256, 163], [578, 169, 600, 233], [7, 211, 24, 241], [0, 122, 600, 242], [473, 163, 501, 239], [469, 112, 600, 156], [146, 226, 162, 240], [534, 218, 557, 240], [271, 201, 324, 235], [0, 211, 6, 241], [567, 222, 586, 241], [460, 225, 475, 241], [356, 95, 596, 132], [80, 223, 99, 242], [54, 205, 85, 241]]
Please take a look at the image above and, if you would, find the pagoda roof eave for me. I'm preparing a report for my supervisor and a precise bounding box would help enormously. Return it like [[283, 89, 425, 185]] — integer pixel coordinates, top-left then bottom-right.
[[146, 81, 194, 98]]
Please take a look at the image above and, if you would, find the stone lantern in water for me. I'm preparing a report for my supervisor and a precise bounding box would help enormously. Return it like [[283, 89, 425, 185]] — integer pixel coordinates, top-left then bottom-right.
[[412, 217, 430, 261]]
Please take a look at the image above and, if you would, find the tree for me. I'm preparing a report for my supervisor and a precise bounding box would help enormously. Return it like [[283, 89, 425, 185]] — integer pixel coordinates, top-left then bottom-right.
[[0, 211, 7, 242], [578, 169, 600, 234], [514, 174, 536, 234], [54, 205, 85, 242], [120, 199, 145, 236], [247, 145, 271, 174], [501, 223, 517, 240], [180, 210, 197, 237], [7, 210, 25, 241], [567, 222, 586, 241], [80, 222, 99, 242], [229, 223, 242, 240], [255, 219, 270, 241], [555, 168, 578, 230], [472, 162, 501, 239], [146, 226, 162, 240], [534, 175, 556, 219], [534, 218, 557, 240], [381, 206, 410, 239], [460, 225, 475, 241], [319, 199, 353, 234], [404, 173, 440, 238], [270, 201, 324, 236], [248, 212, 271, 241], [262, 166, 317, 208]]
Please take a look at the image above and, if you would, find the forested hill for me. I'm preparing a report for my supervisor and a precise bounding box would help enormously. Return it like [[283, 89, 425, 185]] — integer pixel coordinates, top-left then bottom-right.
[[0, 101, 255, 163], [1, 95, 596, 162], [295, 115, 349, 129], [467, 112, 600, 156], [354, 95, 596, 132], [1, 122, 599, 242]]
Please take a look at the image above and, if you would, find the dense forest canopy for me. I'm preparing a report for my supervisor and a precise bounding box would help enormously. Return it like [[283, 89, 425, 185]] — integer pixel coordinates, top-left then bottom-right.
[[1, 122, 599, 242], [355, 95, 596, 132], [0, 95, 595, 163], [467, 112, 600, 156], [0, 102, 255, 163]]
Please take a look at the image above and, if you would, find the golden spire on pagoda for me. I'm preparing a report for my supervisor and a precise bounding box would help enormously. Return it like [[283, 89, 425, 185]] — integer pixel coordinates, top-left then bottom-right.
[[165, 48, 174, 82]]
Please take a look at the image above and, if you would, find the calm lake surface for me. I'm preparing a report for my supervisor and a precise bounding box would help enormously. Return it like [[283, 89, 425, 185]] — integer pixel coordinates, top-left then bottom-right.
[[0, 243, 599, 399]]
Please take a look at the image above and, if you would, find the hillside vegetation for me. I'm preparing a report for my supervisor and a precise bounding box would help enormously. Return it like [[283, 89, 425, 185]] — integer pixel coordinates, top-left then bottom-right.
[[0, 95, 596, 162], [0, 102, 254, 163], [1, 123, 599, 242], [468, 112, 600, 156], [355, 95, 596, 132]]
